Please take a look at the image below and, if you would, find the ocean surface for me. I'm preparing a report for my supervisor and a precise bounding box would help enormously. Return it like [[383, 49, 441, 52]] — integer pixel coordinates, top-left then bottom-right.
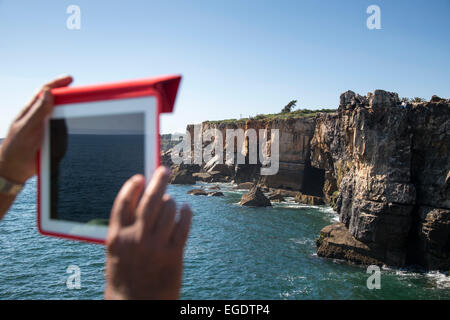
[[0, 178, 449, 300]]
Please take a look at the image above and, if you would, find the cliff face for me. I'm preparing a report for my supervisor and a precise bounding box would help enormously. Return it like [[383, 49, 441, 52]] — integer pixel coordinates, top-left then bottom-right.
[[175, 90, 449, 270], [186, 117, 322, 194], [312, 90, 449, 270]]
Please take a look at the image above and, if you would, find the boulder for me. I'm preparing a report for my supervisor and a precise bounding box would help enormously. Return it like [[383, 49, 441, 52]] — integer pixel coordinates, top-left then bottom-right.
[[170, 164, 200, 185], [208, 191, 224, 197], [239, 186, 271, 207], [295, 193, 325, 205], [208, 171, 231, 182], [193, 172, 212, 182], [267, 191, 285, 203], [316, 223, 383, 266], [170, 169, 195, 184], [187, 189, 208, 196], [233, 182, 254, 190], [207, 163, 234, 176], [268, 188, 300, 198]]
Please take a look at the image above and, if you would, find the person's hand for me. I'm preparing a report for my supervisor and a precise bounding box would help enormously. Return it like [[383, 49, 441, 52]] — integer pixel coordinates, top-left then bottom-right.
[[0, 76, 73, 184], [105, 167, 193, 300]]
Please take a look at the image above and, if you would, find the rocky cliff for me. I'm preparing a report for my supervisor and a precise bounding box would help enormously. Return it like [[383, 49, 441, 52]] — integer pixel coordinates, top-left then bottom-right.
[[169, 90, 449, 271], [183, 116, 324, 196], [312, 90, 449, 271]]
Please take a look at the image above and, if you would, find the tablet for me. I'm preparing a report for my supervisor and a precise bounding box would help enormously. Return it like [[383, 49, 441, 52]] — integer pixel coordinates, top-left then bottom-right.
[[37, 75, 181, 244]]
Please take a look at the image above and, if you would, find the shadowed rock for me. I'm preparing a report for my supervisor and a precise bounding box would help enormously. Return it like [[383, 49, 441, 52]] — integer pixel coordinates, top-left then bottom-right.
[[187, 189, 208, 196], [311, 89, 450, 270], [192, 172, 212, 182], [267, 191, 285, 203], [239, 186, 271, 207], [316, 223, 383, 266], [233, 182, 254, 190], [295, 193, 325, 205], [208, 191, 224, 197], [170, 164, 199, 185]]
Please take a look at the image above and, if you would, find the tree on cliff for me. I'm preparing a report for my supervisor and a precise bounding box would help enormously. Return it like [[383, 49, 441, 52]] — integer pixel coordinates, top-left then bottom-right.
[[402, 97, 426, 103], [281, 100, 297, 113]]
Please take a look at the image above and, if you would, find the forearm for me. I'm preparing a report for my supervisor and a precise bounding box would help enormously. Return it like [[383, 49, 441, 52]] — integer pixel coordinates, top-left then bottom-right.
[[0, 159, 21, 221], [0, 193, 17, 221]]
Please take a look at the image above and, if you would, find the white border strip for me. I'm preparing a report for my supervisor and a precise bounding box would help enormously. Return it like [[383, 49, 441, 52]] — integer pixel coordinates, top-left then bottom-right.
[[40, 96, 157, 240]]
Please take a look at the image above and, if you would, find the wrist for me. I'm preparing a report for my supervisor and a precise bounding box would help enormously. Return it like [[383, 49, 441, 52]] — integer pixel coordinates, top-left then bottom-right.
[[0, 156, 28, 185], [0, 174, 24, 196]]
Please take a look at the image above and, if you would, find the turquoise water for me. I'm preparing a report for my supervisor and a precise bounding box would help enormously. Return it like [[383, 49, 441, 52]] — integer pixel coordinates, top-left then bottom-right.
[[0, 178, 449, 299]]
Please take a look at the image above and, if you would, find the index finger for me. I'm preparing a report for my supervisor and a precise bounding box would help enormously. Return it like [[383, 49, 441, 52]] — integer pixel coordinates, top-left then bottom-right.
[[136, 166, 171, 231], [41, 75, 73, 91]]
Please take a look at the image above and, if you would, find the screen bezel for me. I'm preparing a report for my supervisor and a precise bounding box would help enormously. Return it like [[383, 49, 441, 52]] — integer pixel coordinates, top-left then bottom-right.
[[38, 96, 157, 243]]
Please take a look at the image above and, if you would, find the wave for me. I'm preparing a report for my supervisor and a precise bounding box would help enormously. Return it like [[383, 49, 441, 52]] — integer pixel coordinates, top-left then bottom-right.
[[382, 266, 450, 289]]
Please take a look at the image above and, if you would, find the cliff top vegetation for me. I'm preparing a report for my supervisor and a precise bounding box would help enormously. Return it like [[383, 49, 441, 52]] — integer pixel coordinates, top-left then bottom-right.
[[204, 108, 337, 125]]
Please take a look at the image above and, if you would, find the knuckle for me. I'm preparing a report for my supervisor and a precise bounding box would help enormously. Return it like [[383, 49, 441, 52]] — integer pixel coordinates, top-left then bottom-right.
[[144, 192, 158, 208], [163, 194, 174, 204]]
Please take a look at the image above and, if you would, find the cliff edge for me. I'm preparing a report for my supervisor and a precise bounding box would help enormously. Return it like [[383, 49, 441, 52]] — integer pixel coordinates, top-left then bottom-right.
[[311, 90, 449, 270]]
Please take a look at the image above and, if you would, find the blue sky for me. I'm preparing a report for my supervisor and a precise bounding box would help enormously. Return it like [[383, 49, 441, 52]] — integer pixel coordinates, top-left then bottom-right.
[[0, 0, 449, 137]]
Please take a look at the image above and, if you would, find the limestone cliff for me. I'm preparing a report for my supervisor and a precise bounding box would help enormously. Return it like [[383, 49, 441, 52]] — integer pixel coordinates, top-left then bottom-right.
[[184, 117, 324, 196], [171, 90, 448, 270], [312, 90, 449, 270]]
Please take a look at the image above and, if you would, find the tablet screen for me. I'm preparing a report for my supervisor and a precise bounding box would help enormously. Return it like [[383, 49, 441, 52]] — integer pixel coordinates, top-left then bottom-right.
[[49, 113, 145, 225]]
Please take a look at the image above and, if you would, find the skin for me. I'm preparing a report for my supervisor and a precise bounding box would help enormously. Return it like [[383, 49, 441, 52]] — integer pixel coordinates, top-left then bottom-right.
[[0, 76, 73, 220], [105, 168, 192, 300], [0, 77, 192, 300]]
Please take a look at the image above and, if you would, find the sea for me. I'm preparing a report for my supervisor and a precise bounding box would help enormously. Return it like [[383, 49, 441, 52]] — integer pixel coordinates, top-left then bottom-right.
[[0, 179, 449, 299]]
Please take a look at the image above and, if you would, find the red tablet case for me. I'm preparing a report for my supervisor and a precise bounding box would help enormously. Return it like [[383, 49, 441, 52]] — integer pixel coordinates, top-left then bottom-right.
[[37, 75, 181, 244]]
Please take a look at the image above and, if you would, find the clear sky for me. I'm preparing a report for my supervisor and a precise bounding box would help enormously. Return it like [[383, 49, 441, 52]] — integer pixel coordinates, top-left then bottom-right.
[[1, 0, 449, 137]]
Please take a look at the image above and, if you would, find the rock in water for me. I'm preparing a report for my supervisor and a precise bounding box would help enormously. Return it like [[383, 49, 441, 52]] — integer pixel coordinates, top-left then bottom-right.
[[295, 193, 325, 205], [316, 223, 383, 266], [267, 191, 285, 202], [187, 189, 208, 196], [170, 169, 195, 184], [170, 164, 199, 185], [233, 182, 254, 190], [239, 186, 271, 207], [208, 191, 224, 197], [192, 172, 212, 182]]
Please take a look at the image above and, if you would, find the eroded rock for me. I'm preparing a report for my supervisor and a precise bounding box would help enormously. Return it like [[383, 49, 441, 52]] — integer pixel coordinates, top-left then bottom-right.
[[316, 223, 383, 266], [295, 193, 325, 205], [312, 89, 450, 270], [234, 182, 254, 190], [267, 191, 285, 203], [239, 186, 271, 207], [170, 164, 198, 185], [187, 189, 208, 196], [209, 191, 224, 197]]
